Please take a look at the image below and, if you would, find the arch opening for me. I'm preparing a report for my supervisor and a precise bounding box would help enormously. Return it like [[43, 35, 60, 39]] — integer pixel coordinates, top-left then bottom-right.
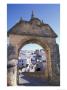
[[18, 43, 47, 73]]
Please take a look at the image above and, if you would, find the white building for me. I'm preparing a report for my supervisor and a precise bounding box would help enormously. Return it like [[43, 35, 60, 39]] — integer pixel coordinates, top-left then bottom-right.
[[18, 49, 47, 72]]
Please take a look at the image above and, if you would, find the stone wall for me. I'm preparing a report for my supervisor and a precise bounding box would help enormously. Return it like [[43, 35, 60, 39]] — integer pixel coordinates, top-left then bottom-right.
[[49, 43, 60, 85]]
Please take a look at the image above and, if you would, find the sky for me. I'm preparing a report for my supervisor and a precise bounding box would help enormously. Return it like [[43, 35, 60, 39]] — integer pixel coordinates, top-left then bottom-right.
[[7, 4, 60, 50], [21, 43, 43, 51]]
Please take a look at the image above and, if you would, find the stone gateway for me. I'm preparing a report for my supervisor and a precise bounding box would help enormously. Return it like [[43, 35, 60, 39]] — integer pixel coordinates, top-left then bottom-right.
[[7, 12, 60, 86]]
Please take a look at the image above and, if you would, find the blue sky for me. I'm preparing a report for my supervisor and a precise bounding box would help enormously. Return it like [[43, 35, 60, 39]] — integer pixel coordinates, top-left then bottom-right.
[[7, 4, 60, 47]]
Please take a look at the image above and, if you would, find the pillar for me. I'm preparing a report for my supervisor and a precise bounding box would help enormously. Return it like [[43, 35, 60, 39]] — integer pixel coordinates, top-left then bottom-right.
[[7, 59, 18, 86]]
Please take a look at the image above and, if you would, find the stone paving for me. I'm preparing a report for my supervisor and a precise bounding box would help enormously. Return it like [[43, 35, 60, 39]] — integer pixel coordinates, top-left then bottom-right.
[[18, 73, 49, 86]]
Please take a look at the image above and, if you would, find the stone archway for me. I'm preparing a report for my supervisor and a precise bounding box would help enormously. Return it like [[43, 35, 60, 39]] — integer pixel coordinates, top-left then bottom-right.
[[7, 14, 60, 85], [7, 36, 53, 85], [15, 39, 52, 85], [17, 38, 52, 79]]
